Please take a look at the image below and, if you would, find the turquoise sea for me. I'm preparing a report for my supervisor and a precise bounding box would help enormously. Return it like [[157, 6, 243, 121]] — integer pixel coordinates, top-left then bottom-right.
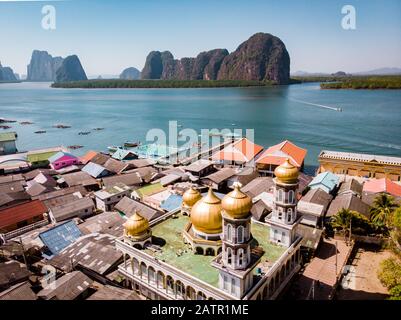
[[0, 82, 400, 171]]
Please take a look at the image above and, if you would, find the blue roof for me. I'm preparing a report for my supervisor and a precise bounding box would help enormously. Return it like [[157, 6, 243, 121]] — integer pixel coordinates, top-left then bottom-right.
[[82, 162, 108, 178], [160, 194, 183, 212], [112, 148, 136, 161], [309, 172, 339, 191], [39, 220, 82, 256]]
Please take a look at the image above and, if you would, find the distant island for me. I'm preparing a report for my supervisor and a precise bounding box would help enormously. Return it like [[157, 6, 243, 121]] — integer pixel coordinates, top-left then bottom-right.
[[51, 79, 276, 89], [53, 32, 291, 89]]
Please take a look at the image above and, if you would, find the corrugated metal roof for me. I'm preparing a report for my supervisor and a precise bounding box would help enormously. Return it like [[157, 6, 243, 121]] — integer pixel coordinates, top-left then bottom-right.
[[309, 172, 339, 192], [160, 194, 182, 212], [39, 220, 82, 255], [82, 162, 109, 178], [0, 132, 17, 142], [0, 200, 47, 230]]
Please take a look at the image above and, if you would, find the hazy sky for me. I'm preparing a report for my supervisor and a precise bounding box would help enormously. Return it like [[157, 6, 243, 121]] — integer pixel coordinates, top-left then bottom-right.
[[1, 0, 400, 76]]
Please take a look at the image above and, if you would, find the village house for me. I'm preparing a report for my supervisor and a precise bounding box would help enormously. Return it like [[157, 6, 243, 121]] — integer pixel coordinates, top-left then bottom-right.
[[37, 271, 93, 300], [82, 162, 111, 178], [48, 151, 81, 170], [201, 167, 236, 190], [318, 150, 401, 181], [60, 171, 99, 191], [0, 200, 49, 239], [256, 140, 307, 176], [308, 171, 340, 194], [362, 177, 401, 206], [297, 188, 333, 228], [102, 172, 143, 188], [0, 132, 18, 155], [111, 148, 138, 161], [212, 137, 264, 167], [26, 147, 68, 168], [48, 197, 95, 223], [49, 233, 123, 276], [326, 193, 371, 219], [185, 159, 215, 179], [114, 196, 164, 222], [337, 178, 363, 197], [79, 150, 98, 165], [95, 182, 131, 212]]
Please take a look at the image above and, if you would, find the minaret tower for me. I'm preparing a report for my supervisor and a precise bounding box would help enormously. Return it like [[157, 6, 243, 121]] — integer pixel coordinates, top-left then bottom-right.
[[265, 158, 300, 247], [211, 183, 263, 298]]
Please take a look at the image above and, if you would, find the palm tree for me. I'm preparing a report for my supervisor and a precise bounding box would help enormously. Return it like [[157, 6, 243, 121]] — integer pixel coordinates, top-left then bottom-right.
[[330, 208, 352, 240], [370, 194, 398, 229]]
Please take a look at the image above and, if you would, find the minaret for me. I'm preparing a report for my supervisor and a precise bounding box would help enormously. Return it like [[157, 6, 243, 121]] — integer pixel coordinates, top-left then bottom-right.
[[181, 186, 202, 216], [211, 183, 263, 298], [265, 158, 300, 247]]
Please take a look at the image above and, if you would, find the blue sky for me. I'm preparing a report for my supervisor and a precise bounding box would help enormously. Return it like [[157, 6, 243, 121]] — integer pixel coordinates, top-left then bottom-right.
[[0, 0, 400, 76]]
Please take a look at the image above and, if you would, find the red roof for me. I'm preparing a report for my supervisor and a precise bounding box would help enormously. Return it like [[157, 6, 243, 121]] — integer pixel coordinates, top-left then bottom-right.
[[212, 138, 264, 163], [256, 140, 307, 167], [80, 151, 98, 165], [363, 178, 401, 197], [0, 200, 48, 229]]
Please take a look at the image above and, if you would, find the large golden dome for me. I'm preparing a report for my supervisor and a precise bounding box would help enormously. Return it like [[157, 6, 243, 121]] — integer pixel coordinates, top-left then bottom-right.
[[190, 187, 222, 234], [182, 186, 202, 208], [274, 158, 299, 184], [124, 212, 150, 237], [222, 183, 252, 219]]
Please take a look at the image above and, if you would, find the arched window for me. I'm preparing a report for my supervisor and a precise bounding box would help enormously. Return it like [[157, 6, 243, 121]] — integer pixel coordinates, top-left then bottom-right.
[[227, 224, 232, 242], [238, 248, 244, 267], [227, 247, 232, 265], [287, 208, 292, 222], [289, 190, 294, 204], [278, 189, 284, 202], [237, 226, 244, 243]]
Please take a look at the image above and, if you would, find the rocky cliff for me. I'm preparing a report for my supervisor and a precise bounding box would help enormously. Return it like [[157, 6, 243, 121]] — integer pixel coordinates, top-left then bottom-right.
[[27, 50, 64, 81], [0, 62, 17, 82], [55, 55, 88, 82], [141, 33, 290, 84], [141, 49, 228, 80], [119, 67, 141, 80]]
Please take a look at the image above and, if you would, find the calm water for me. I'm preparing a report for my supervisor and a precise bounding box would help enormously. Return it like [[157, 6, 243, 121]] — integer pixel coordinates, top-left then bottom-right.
[[0, 82, 400, 168]]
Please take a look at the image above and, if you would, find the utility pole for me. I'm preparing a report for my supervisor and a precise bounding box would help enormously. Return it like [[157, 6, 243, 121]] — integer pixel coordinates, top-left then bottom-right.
[[19, 237, 28, 269], [349, 218, 352, 245], [335, 241, 338, 279]]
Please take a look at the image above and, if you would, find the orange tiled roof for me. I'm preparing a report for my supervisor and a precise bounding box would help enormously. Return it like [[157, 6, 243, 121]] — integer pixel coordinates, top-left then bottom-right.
[[256, 140, 307, 167], [80, 151, 98, 165], [212, 138, 263, 163], [363, 178, 401, 197], [0, 200, 47, 229]]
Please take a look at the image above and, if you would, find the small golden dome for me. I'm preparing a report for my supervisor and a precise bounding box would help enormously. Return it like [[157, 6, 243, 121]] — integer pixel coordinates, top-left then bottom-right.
[[274, 158, 299, 183], [222, 183, 252, 219], [190, 187, 222, 234], [124, 212, 149, 237], [182, 186, 202, 208]]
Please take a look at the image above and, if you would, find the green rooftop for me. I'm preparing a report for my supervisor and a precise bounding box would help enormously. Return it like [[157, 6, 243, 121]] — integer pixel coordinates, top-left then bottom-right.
[[27, 151, 58, 163], [145, 213, 286, 288], [135, 182, 166, 198], [0, 132, 17, 142]]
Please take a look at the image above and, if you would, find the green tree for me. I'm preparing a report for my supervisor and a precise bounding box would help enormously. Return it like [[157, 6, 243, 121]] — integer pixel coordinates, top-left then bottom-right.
[[370, 194, 398, 229], [330, 208, 352, 240]]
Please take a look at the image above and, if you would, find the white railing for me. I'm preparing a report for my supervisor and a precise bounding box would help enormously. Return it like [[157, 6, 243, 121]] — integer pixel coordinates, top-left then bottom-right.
[[4, 219, 49, 241]]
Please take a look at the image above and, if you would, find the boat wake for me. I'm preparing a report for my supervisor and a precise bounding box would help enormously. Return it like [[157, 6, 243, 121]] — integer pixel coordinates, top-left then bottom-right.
[[290, 98, 342, 112]]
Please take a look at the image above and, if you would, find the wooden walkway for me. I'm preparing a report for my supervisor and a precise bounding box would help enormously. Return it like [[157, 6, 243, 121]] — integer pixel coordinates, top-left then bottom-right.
[[295, 238, 353, 300]]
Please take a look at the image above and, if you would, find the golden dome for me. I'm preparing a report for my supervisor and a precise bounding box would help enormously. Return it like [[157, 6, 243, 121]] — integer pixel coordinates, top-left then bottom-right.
[[222, 183, 252, 219], [274, 158, 299, 184], [124, 212, 149, 237], [190, 187, 222, 234], [182, 186, 202, 208]]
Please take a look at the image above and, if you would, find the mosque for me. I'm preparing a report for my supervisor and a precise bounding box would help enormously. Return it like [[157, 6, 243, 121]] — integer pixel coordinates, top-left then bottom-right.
[[115, 159, 303, 300]]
